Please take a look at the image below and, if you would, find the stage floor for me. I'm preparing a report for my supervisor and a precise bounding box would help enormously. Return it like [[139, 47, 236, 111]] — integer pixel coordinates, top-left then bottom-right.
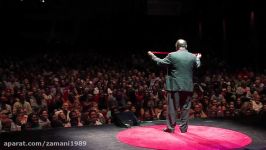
[[1, 119, 266, 150]]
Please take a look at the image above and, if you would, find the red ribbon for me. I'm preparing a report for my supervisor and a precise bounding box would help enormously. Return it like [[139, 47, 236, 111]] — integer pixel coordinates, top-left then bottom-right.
[[151, 51, 170, 54]]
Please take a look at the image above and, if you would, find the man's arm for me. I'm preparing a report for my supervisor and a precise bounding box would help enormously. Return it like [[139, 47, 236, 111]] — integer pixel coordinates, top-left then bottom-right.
[[147, 51, 171, 66]]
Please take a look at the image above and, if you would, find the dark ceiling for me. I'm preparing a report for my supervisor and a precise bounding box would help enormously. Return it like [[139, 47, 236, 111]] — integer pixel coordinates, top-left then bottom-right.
[[0, 0, 265, 62]]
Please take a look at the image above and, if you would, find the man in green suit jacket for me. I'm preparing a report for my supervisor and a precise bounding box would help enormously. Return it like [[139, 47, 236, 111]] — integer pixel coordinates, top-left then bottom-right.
[[148, 39, 201, 133]]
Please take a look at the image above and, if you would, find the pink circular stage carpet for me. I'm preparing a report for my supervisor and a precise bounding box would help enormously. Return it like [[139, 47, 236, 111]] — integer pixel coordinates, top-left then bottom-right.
[[116, 125, 252, 150]]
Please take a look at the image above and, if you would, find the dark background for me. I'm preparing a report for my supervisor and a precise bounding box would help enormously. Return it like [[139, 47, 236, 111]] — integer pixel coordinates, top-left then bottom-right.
[[0, 0, 265, 68]]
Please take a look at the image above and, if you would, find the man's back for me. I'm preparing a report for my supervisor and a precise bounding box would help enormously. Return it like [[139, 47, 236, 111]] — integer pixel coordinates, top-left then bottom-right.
[[165, 49, 197, 92]]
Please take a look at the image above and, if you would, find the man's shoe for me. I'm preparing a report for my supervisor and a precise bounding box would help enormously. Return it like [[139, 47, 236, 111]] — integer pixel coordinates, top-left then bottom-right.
[[180, 129, 187, 133], [163, 128, 175, 133]]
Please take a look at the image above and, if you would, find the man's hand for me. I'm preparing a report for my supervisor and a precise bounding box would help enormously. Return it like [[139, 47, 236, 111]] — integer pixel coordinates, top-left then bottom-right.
[[147, 51, 153, 56], [196, 53, 202, 59]]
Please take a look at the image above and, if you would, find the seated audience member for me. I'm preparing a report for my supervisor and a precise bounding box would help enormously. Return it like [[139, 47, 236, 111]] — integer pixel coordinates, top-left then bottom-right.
[[0, 114, 18, 132], [61, 102, 70, 122], [193, 104, 207, 119], [87, 110, 103, 126], [0, 101, 12, 118], [69, 110, 83, 127], [251, 92, 263, 114], [207, 105, 217, 119], [50, 113, 64, 128], [142, 109, 153, 121], [52, 110, 71, 128], [14, 112, 28, 131], [13, 95, 32, 116], [39, 109, 51, 129], [27, 113, 42, 130], [1, 116, 12, 132]]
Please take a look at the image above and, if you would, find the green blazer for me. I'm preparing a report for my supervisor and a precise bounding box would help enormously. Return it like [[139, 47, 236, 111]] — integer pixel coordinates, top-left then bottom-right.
[[151, 49, 200, 92]]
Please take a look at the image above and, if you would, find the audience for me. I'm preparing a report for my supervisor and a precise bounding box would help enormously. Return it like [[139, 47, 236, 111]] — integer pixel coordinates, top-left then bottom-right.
[[0, 50, 265, 132]]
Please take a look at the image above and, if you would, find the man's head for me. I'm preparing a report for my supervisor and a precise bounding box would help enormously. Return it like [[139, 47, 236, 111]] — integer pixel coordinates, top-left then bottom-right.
[[89, 110, 98, 122], [29, 113, 39, 127], [62, 102, 69, 111], [40, 109, 49, 120], [69, 110, 78, 121], [175, 39, 187, 49]]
